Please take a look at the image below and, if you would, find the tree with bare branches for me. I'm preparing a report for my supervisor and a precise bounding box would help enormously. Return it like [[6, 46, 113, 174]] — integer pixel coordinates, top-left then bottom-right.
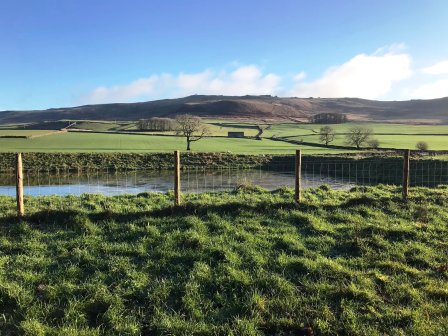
[[175, 114, 210, 151], [319, 126, 335, 146], [416, 141, 429, 151], [367, 138, 380, 149], [345, 126, 373, 149]]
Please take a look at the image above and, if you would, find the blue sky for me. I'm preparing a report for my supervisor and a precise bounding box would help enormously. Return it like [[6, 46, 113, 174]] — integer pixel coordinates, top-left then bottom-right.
[[1, 0, 448, 110]]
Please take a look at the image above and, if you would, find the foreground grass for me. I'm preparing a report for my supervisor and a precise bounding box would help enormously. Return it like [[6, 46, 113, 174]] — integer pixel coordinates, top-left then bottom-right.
[[0, 186, 447, 335]]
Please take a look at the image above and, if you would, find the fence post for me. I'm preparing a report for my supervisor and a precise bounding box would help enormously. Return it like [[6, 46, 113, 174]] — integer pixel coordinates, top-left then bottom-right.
[[402, 149, 410, 199], [16, 153, 24, 217], [295, 149, 302, 203], [174, 150, 181, 206]]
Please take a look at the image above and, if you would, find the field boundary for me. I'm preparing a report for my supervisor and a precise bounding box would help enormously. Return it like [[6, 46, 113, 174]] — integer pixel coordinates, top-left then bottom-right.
[[7, 150, 448, 216], [1, 151, 447, 172], [27, 130, 67, 139], [0, 130, 66, 139], [271, 136, 448, 154]]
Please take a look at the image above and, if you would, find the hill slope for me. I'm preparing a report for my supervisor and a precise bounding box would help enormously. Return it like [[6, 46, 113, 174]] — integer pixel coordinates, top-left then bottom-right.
[[1, 95, 448, 124]]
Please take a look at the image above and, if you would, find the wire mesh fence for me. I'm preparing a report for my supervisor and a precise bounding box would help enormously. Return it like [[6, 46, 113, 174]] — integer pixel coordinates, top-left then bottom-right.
[[1, 152, 448, 216], [411, 159, 448, 187]]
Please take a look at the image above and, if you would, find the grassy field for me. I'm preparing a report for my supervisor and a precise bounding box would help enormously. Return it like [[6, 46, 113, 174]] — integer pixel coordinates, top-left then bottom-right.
[[262, 123, 448, 150], [287, 134, 448, 150], [261, 123, 448, 137], [0, 185, 447, 335], [0, 120, 447, 153], [0, 132, 351, 154], [262, 123, 448, 151]]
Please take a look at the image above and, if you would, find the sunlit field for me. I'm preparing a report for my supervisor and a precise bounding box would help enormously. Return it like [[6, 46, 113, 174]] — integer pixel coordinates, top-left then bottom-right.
[[0, 185, 447, 335]]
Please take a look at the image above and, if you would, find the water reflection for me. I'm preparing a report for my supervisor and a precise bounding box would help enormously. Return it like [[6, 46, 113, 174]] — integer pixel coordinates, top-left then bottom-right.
[[0, 169, 356, 197]]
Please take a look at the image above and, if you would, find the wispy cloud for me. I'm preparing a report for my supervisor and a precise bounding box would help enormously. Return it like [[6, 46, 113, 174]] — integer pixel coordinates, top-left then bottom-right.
[[289, 49, 412, 99], [401, 59, 448, 99], [77, 65, 281, 105], [76, 46, 448, 105], [421, 60, 448, 75], [293, 71, 306, 81], [410, 79, 448, 99]]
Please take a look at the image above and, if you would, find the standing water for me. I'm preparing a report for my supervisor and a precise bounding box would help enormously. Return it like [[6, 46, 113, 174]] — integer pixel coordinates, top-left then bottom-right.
[[0, 169, 357, 197]]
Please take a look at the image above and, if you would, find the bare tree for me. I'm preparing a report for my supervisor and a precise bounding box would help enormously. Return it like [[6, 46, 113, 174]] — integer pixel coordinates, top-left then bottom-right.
[[319, 126, 336, 146], [175, 114, 210, 151], [345, 126, 373, 149], [367, 138, 380, 149], [416, 141, 429, 151]]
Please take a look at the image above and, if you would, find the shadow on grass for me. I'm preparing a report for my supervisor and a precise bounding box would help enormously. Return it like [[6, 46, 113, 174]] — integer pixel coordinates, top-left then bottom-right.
[[0, 191, 405, 232], [0, 200, 324, 229]]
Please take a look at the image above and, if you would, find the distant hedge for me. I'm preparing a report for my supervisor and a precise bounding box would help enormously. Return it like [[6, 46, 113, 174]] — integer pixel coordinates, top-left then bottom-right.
[[0, 152, 279, 172], [0, 153, 446, 187], [0, 152, 386, 172]]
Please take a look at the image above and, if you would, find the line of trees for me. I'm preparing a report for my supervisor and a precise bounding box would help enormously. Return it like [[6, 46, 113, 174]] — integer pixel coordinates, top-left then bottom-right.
[[310, 113, 348, 124], [137, 118, 176, 131], [137, 115, 210, 150]]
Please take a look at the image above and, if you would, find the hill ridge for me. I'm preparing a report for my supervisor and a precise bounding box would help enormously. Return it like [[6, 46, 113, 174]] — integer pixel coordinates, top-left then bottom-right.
[[1, 95, 447, 124]]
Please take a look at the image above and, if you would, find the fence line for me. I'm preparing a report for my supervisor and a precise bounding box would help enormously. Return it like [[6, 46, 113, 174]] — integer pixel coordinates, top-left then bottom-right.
[[295, 149, 301, 204], [16, 153, 24, 217], [403, 149, 410, 199], [3, 150, 448, 216], [174, 150, 181, 206]]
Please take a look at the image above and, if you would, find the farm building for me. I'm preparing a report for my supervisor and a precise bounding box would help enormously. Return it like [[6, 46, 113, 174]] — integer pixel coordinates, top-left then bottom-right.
[[228, 131, 245, 138]]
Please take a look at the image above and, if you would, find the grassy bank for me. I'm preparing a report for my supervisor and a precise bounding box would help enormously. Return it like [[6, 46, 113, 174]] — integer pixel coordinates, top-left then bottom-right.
[[0, 186, 447, 335]]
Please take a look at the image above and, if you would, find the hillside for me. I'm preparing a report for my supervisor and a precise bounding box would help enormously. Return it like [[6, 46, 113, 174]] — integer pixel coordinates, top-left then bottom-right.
[[1, 95, 448, 124]]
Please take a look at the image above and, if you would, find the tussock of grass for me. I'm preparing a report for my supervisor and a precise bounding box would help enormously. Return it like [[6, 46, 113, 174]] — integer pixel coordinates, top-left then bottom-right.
[[0, 186, 447, 335]]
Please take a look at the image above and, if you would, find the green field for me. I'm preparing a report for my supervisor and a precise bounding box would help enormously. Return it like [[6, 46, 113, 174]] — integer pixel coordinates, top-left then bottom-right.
[[262, 123, 448, 150], [287, 134, 448, 150], [0, 132, 351, 154], [259, 122, 448, 136], [0, 121, 447, 153], [0, 186, 447, 335]]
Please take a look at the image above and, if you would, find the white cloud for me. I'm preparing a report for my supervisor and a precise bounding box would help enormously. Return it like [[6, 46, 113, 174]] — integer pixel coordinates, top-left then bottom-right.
[[77, 46, 448, 105], [410, 79, 448, 99], [289, 51, 412, 99], [78, 65, 281, 104], [421, 60, 448, 75], [79, 74, 174, 105], [293, 71, 306, 81]]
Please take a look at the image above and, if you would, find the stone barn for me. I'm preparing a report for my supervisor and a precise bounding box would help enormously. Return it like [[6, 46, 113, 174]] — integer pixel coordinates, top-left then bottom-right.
[[228, 131, 245, 138]]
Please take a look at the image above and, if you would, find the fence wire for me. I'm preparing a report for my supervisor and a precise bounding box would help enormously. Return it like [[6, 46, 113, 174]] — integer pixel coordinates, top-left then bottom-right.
[[0, 157, 447, 214], [410, 160, 448, 187]]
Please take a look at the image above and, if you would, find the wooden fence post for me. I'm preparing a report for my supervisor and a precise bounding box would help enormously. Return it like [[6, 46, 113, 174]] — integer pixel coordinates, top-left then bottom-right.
[[295, 149, 302, 204], [402, 149, 410, 199], [16, 153, 24, 217], [174, 150, 181, 206]]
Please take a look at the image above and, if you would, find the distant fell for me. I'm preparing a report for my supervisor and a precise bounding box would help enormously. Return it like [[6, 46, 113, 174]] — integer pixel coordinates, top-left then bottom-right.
[[1, 95, 447, 124]]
